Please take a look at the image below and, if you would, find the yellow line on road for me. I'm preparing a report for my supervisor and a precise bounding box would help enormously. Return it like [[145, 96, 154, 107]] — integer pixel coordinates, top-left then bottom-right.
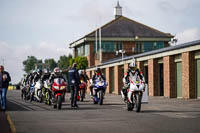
[[6, 112, 16, 133]]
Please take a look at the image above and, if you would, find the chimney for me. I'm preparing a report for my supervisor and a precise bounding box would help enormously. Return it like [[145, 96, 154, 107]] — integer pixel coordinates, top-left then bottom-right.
[[114, 1, 122, 19]]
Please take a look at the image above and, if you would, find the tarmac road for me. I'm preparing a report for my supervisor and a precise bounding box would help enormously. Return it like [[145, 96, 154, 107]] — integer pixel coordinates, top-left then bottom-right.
[[4, 90, 200, 133]]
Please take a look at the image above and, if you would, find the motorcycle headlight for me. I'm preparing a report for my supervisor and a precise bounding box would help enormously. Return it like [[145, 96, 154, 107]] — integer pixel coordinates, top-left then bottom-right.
[[98, 83, 101, 86], [60, 86, 65, 90], [54, 86, 59, 90]]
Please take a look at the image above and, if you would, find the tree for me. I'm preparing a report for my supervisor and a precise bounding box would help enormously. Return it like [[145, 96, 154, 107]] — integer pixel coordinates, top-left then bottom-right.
[[69, 56, 88, 69], [23, 56, 38, 73], [57, 54, 72, 69], [44, 59, 57, 71]]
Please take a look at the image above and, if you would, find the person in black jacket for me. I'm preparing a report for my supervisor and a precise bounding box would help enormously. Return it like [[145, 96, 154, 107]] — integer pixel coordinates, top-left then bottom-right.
[[68, 63, 81, 108], [0, 65, 11, 111]]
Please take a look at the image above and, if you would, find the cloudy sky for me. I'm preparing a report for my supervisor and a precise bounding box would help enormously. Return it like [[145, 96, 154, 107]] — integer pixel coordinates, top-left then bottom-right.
[[0, 0, 200, 83]]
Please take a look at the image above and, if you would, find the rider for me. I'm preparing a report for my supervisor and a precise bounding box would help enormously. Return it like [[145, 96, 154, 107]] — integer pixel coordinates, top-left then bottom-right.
[[90, 68, 106, 96], [33, 69, 43, 84], [41, 69, 51, 97], [79, 70, 88, 83], [49, 67, 66, 105], [49, 67, 66, 85], [41, 69, 51, 83], [83, 70, 89, 84], [121, 59, 145, 101]]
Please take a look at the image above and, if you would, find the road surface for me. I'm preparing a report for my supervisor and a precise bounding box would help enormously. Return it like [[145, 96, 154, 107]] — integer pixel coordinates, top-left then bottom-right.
[[5, 90, 200, 133]]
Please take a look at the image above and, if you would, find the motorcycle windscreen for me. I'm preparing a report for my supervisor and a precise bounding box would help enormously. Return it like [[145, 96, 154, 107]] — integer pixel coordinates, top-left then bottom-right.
[[142, 84, 148, 103]]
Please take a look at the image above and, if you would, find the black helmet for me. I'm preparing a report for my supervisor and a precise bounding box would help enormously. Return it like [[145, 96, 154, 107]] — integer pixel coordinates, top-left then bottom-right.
[[37, 69, 42, 74], [96, 68, 101, 73], [43, 69, 50, 74]]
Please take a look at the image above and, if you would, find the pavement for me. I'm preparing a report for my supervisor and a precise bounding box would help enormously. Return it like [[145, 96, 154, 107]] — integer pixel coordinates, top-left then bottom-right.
[[0, 111, 11, 133], [2, 90, 200, 133]]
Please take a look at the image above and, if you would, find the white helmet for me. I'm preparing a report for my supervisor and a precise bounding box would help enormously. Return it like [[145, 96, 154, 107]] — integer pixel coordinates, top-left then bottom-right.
[[129, 58, 136, 68], [53, 67, 62, 75]]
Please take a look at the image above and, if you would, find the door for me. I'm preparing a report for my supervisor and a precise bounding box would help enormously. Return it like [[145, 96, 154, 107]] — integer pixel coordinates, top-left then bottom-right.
[[159, 64, 164, 96], [176, 62, 182, 98], [144, 66, 148, 95], [110, 67, 115, 93], [197, 59, 200, 98]]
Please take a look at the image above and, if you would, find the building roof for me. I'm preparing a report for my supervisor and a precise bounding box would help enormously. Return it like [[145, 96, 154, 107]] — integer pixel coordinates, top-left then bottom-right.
[[69, 16, 173, 47], [87, 16, 172, 38]]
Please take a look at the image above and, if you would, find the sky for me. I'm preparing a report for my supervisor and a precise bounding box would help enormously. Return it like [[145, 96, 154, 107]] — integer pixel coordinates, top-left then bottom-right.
[[0, 0, 200, 84]]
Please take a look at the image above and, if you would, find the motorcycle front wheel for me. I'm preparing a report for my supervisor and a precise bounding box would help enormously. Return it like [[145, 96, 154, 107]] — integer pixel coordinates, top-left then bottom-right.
[[127, 93, 134, 111], [98, 90, 104, 105], [57, 95, 62, 110], [135, 93, 142, 112]]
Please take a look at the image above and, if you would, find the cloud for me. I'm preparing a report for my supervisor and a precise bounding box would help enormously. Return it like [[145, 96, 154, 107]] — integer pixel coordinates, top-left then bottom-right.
[[0, 41, 72, 84], [176, 28, 200, 44]]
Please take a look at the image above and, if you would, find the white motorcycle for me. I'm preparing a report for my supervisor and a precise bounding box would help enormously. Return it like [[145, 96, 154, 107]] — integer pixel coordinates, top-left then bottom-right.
[[34, 80, 43, 102], [122, 72, 148, 112], [43, 80, 52, 105]]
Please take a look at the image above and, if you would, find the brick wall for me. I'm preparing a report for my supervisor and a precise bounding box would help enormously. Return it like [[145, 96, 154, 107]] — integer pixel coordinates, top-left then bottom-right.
[[123, 41, 136, 53], [148, 59, 159, 96], [182, 52, 196, 98], [106, 67, 111, 93], [124, 63, 129, 73], [137, 61, 144, 73], [164, 42, 169, 47], [89, 42, 95, 67], [163, 56, 176, 98]]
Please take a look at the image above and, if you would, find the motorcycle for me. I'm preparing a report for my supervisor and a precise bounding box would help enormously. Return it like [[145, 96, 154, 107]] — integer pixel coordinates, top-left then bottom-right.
[[29, 84, 35, 102], [92, 78, 107, 105], [51, 78, 67, 110], [34, 80, 43, 103], [42, 80, 52, 105], [124, 74, 147, 112], [21, 83, 28, 100], [77, 80, 87, 102]]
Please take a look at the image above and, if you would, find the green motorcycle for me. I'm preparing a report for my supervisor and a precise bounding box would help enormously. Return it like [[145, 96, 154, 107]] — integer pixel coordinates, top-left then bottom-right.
[[42, 80, 52, 105]]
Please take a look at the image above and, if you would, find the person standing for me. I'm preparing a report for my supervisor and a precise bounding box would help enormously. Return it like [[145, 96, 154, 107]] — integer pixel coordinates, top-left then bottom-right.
[[68, 63, 80, 108], [0, 65, 11, 111]]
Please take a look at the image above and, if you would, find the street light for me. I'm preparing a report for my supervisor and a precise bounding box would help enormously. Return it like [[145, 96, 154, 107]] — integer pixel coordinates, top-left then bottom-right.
[[116, 49, 126, 61]]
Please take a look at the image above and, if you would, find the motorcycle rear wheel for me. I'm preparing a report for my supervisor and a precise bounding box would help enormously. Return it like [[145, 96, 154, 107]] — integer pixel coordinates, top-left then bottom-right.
[[80, 89, 85, 102]]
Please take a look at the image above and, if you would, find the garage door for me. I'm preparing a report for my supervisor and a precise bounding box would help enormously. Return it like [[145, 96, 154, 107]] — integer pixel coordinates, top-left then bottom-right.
[[197, 59, 200, 98], [176, 62, 182, 98]]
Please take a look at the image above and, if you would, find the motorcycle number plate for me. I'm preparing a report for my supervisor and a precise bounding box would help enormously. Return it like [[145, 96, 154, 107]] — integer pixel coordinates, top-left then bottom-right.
[[98, 82, 102, 86]]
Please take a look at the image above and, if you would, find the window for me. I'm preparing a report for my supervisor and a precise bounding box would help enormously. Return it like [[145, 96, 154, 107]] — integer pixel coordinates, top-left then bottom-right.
[[77, 44, 90, 56], [85, 44, 89, 56], [136, 42, 164, 53], [116, 42, 122, 51], [93, 41, 122, 53]]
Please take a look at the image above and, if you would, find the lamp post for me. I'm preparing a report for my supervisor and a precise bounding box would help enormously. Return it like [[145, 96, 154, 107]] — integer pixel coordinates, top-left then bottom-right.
[[116, 49, 126, 62]]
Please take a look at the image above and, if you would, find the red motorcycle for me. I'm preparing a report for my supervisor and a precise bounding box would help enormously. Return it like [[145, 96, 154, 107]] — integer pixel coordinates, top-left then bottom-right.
[[77, 80, 87, 102], [52, 78, 67, 109]]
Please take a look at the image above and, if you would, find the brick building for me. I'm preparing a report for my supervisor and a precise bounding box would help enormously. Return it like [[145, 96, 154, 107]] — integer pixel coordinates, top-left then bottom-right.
[[86, 40, 200, 99], [69, 2, 173, 67], [68, 3, 200, 99]]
